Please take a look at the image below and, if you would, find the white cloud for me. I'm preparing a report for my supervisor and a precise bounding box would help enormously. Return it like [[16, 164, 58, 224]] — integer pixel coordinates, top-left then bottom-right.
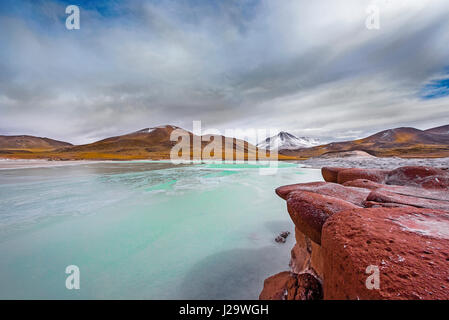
[[1, 0, 449, 144]]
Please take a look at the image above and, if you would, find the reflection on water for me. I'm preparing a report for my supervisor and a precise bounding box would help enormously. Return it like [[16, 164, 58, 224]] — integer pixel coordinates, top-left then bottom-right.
[[0, 161, 322, 299]]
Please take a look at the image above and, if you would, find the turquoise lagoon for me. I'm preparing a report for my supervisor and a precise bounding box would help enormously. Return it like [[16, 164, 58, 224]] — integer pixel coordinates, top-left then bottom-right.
[[0, 161, 322, 299]]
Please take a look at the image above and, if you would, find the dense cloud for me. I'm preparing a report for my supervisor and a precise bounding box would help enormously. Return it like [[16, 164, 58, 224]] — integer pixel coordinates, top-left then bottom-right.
[[1, 0, 449, 144]]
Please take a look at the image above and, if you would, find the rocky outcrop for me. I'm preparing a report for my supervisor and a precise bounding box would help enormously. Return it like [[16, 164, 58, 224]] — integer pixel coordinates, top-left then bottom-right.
[[321, 167, 343, 183], [289, 227, 325, 279], [337, 168, 389, 184], [366, 190, 449, 211], [386, 166, 449, 190], [321, 167, 390, 184], [323, 207, 449, 299], [276, 181, 370, 206], [259, 271, 322, 300], [260, 166, 449, 300], [286, 191, 359, 244]]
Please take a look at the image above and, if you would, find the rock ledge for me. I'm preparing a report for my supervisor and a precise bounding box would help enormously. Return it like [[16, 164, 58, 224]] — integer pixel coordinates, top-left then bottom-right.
[[260, 166, 449, 300]]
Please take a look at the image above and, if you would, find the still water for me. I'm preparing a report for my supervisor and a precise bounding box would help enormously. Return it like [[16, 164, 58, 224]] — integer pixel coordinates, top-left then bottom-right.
[[0, 161, 322, 299]]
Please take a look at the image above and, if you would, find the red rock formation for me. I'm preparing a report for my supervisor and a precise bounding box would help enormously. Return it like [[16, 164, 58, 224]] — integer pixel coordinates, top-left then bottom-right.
[[289, 273, 322, 300], [343, 179, 385, 190], [321, 167, 345, 183], [275, 182, 328, 200], [259, 271, 293, 300], [345, 179, 449, 201], [386, 166, 449, 190], [366, 190, 449, 211], [259, 271, 322, 300], [421, 175, 449, 190], [362, 201, 415, 208], [261, 165, 449, 300], [286, 191, 359, 244], [276, 181, 370, 205], [322, 167, 391, 184], [289, 227, 324, 279], [337, 168, 389, 184], [322, 207, 449, 300], [289, 228, 312, 274]]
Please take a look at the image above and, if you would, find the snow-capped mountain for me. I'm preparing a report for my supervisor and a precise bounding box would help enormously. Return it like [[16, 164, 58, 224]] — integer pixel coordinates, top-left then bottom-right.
[[256, 131, 321, 150]]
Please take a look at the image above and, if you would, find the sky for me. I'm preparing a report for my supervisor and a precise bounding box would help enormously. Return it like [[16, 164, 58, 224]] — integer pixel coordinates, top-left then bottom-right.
[[1, 0, 449, 145]]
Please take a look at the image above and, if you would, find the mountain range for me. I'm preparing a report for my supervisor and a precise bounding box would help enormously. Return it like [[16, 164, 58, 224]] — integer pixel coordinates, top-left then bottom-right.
[[0, 124, 448, 160], [281, 125, 449, 158], [0, 125, 291, 160]]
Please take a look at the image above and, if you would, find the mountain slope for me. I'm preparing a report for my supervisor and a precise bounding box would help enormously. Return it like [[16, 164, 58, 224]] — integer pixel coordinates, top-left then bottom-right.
[[0, 135, 72, 153], [59, 125, 186, 156], [257, 131, 320, 150], [425, 124, 449, 135], [281, 125, 449, 158], [1, 125, 293, 160]]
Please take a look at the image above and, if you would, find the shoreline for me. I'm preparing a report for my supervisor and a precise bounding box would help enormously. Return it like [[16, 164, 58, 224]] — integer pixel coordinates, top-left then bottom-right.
[[0, 158, 300, 170], [0, 159, 101, 170], [2, 156, 449, 170]]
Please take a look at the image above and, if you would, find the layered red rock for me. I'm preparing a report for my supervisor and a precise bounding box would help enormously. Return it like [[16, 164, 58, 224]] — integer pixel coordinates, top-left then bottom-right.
[[420, 176, 449, 189], [263, 165, 449, 301], [386, 166, 449, 190], [366, 190, 449, 211], [337, 168, 390, 184], [363, 201, 414, 208], [321, 166, 391, 185], [276, 181, 370, 206], [343, 179, 386, 190], [289, 228, 324, 279], [275, 182, 327, 200], [345, 179, 449, 202], [259, 271, 322, 300], [322, 207, 449, 300], [259, 271, 293, 300], [290, 273, 323, 300], [321, 167, 345, 183], [387, 166, 445, 182], [286, 191, 359, 244], [290, 229, 312, 274]]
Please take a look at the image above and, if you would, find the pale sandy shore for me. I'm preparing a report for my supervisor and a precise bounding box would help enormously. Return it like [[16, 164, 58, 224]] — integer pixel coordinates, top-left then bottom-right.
[[0, 159, 99, 170]]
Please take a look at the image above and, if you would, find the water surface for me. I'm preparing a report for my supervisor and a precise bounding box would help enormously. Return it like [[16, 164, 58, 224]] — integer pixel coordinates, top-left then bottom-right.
[[0, 161, 322, 299]]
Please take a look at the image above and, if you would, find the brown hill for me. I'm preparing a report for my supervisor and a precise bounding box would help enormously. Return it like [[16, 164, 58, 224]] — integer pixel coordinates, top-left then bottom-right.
[[0, 135, 72, 155], [1, 125, 291, 160], [281, 126, 449, 158], [425, 124, 449, 135]]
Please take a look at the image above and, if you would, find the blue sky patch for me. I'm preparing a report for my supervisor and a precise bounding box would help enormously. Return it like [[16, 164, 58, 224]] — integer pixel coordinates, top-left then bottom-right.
[[420, 76, 449, 100]]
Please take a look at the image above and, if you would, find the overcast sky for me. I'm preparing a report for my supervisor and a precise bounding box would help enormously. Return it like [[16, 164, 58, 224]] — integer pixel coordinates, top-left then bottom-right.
[[1, 0, 449, 144]]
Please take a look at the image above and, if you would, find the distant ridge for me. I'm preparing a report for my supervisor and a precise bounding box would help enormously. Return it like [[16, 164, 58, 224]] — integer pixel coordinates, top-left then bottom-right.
[[281, 125, 449, 159], [0, 135, 72, 152], [1, 124, 448, 160], [425, 124, 449, 135]]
